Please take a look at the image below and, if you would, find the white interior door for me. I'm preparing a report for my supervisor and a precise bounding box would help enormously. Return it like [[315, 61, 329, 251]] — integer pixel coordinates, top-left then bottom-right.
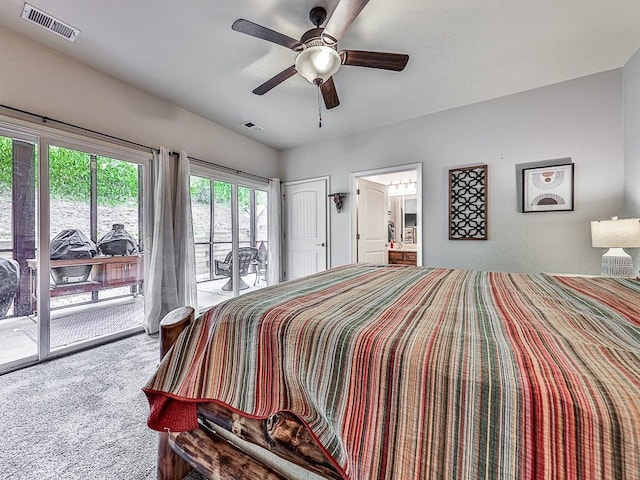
[[283, 179, 328, 280], [357, 178, 388, 263]]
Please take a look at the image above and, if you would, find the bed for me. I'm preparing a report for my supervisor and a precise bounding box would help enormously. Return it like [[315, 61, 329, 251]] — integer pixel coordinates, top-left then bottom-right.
[[144, 264, 640, 479]]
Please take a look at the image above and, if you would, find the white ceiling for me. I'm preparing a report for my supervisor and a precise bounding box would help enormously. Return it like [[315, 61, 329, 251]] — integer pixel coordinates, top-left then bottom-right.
[[1, 0, 639, 151]]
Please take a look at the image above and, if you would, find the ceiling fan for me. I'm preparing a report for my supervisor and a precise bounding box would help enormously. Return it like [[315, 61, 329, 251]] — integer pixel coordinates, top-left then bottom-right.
[[232, 0, 409, 112]]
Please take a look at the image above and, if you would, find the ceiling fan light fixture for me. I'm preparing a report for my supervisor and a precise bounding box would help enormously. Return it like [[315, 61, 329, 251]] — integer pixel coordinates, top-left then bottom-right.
[[295, 45, 341, 84]]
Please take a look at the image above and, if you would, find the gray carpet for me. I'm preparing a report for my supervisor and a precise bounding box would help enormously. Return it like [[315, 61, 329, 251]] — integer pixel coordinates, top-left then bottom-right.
[[22, 300, 145, 348], [0, 333, 205, 480]]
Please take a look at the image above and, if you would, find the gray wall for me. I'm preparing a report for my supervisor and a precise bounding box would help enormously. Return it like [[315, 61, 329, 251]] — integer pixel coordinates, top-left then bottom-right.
[[0, 28, 279, 178], [623, 49, 640, 270], [282, 70, 626, 274]]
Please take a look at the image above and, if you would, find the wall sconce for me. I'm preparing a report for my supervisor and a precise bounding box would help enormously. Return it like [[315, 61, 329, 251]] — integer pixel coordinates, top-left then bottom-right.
[[328, 193, 348, 213]]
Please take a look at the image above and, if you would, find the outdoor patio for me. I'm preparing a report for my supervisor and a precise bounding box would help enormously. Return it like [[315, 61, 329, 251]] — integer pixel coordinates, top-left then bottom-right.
[[0, 273, 268, 367]]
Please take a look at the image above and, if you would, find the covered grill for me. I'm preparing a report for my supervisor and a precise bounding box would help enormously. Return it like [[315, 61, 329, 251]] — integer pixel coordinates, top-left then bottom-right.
[[0, 258, 19, 319], [97, 224, 137, 256], [50, 229, 97, 284]]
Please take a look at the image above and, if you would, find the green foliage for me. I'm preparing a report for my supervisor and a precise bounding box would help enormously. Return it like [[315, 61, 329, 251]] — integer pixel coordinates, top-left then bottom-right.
[[216, 181, 233, 204], [189, 177, 251, 205], [5, 144, 139, 205], [190, 176, 210, 203], [49, 146, 91, 200], [0, 137, 12, 195], [1, 137, 262, 208], [96, 156, 139, 205]]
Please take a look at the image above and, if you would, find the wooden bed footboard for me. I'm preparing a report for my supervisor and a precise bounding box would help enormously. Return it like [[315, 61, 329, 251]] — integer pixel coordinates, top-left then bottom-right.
[[157, 307, 195, 480], [197, 403, 343, 479], [157, 307, 343, 480]]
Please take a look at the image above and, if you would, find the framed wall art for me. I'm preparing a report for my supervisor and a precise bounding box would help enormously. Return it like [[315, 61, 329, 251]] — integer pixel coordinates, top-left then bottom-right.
[[522, 163, 574, 213], [448, 165, 488, 240]]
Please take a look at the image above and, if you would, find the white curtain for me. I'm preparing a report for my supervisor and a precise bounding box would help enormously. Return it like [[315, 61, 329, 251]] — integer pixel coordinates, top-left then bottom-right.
[[143, 147, 198, 334], [268, 178, 282, 285]]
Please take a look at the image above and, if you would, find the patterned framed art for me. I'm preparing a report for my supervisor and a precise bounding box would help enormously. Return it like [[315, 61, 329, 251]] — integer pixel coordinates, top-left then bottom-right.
[[522, 163, 574, 213], [448, 165, 488, 240]]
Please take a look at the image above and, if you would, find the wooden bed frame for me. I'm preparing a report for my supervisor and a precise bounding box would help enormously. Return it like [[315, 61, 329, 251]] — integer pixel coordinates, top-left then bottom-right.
[[150, 268, 640, 480], [156, 307, 343, 480]]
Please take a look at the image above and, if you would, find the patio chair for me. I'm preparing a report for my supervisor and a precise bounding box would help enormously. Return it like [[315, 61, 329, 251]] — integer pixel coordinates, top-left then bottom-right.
[[214, 247, 258, 291]]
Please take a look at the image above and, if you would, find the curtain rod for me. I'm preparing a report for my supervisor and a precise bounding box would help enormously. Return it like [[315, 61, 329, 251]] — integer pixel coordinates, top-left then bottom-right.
[[0, 104, 272, 183], [0, 104, 155, 151], [172, 153, 271, 184]]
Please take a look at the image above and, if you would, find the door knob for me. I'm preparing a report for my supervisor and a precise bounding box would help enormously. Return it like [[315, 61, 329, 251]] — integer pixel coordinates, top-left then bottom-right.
[[316, 243, 326, 247]]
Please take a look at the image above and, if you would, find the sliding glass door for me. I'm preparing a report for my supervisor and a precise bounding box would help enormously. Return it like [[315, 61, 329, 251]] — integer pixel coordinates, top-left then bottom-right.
[[0, 120, 150, 374], [190, 172, 270, 308], [0, 130, 39, 370], [46, 144, 146, 350]]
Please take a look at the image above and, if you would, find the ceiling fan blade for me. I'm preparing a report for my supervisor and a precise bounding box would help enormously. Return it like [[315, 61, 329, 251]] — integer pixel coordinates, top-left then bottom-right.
[[232, 19, 302, 50], [252, 65, 298, 95], [320, 77, 340, 109], [322, 0, 369, 44], [340, 50, 409, 71]]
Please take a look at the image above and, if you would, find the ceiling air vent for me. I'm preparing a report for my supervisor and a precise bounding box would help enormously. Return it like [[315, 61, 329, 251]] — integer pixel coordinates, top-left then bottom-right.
[[21, 3, 80, 42], [242, 121, 263, 132]]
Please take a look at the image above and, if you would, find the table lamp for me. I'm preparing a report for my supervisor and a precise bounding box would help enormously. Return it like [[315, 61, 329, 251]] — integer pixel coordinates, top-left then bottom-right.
[[590, 217, 640, 276]]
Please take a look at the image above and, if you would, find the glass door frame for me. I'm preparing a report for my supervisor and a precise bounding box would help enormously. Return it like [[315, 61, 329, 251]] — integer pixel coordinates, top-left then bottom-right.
[[189, 162, 270, 299], [0, 114, 151, 371], [0, 123, 40, 372]]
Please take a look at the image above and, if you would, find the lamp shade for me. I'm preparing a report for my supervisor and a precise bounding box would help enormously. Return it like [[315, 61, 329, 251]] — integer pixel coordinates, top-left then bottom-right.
[[295, 45, 341, 84], [591, 218, 640, 248]]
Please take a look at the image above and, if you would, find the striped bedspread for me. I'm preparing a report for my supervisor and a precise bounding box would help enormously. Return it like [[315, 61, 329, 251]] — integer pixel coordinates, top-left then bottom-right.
[[144, 265, 640, 479]]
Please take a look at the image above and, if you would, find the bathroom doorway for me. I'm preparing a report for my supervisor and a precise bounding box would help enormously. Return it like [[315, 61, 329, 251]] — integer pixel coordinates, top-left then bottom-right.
[[351, 164, 422, 266]]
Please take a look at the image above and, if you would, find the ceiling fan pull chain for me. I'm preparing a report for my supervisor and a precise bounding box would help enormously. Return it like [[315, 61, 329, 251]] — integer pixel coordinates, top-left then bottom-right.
[[317, 84, 323, 128]]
